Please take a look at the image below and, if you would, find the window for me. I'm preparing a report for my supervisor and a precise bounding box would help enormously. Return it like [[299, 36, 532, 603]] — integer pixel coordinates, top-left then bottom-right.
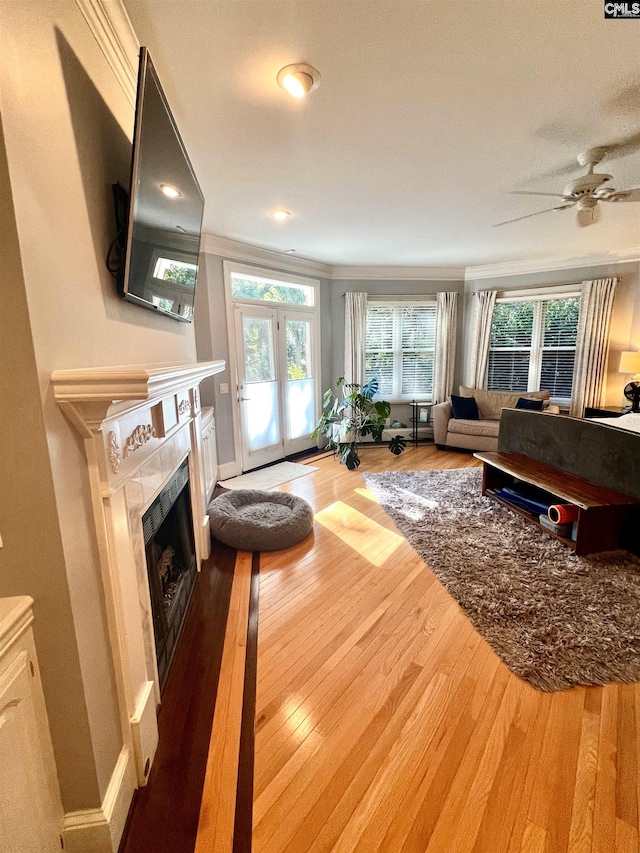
[[152, 257, 197, 288], [486, 295, 580, 403], [365, 301, 437, 400], [230, 272, 314, 306], [151, 295, 175, 313]]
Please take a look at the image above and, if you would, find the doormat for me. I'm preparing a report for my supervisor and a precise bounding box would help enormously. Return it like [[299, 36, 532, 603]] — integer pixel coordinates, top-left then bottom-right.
[[220, 461, 317, 492]]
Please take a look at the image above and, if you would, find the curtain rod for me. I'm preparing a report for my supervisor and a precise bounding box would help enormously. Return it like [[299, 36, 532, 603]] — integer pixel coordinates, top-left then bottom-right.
[[485, 276, 621, 293], [342, 290, 462, 297], [493, 276, 621, 300]]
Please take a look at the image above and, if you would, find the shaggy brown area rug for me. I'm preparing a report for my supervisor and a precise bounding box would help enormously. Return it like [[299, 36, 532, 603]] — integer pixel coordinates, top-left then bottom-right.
[[363, 468, 640, 692]]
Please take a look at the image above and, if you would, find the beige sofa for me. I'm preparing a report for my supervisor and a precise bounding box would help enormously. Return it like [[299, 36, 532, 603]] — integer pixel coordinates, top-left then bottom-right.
[[432, 386, 558, 452]]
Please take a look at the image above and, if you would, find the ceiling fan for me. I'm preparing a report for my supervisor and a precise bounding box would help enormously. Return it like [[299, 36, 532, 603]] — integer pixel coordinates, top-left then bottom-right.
[[495, 147, 640, 227]]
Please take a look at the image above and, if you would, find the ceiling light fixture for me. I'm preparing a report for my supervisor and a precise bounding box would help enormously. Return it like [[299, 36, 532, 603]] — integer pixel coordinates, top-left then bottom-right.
[[270, 209, 291, 220], [160, 183, 182, 198], [277, 63, 321, 99], [284, 249, 296, 254]]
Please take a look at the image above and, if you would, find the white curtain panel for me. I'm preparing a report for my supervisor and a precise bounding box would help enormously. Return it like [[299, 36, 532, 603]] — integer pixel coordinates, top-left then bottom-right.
[[569, 278, 617, 418], [468, 289, 497, 389], [344, 291, 368, 387], [433, 291, 458, 402]]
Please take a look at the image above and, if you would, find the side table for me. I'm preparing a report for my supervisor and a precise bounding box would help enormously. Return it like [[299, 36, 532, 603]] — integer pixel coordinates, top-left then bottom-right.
[[410, 401, 434, 445]]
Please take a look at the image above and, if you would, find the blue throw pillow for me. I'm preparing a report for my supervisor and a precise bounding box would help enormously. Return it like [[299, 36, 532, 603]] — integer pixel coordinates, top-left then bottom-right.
[[515, 397, 544, 411], [450, 395, 479, 420]]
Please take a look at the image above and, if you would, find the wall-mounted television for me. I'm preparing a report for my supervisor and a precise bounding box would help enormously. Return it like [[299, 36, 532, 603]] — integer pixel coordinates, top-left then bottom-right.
[[113, 47, 204, 323]]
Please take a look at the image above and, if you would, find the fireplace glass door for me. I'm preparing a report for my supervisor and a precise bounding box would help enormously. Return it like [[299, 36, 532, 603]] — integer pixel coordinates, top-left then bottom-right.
[[142, 458, 197, 688]]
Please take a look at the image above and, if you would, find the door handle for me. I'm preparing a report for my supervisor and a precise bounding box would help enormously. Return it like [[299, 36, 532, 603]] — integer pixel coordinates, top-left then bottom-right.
[[240, 396, 251, 401]]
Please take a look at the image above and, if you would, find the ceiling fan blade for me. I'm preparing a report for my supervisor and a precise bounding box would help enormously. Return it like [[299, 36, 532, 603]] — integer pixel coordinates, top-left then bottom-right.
[[510, 190, 570, 199], [600, 187, 640, 202], [493, 205, 573, 227], [577, 205, 601, 227]]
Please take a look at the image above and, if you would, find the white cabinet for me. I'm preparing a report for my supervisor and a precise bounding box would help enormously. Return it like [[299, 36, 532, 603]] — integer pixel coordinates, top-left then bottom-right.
[[0, 597, 63, 853], [201, 407, 218, 503]]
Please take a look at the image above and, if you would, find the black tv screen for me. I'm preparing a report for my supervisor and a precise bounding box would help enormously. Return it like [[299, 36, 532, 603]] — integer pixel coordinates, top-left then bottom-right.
[[118, 48, 204, 323]]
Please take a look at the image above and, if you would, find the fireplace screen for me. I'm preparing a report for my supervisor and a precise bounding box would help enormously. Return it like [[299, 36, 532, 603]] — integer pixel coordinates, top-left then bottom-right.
[[142, 457, 197, 688]]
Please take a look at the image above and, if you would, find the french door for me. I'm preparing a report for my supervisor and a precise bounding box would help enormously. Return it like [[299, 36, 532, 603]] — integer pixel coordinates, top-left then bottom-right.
[[234, 304, 318, 471]]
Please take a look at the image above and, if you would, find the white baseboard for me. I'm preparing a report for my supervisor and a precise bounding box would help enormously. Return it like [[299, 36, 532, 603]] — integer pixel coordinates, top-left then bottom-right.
[[63, 745, 136, 853], [130, 680, 159, 786], [201, 515, 211, 560], [218, 460, 242, 480]]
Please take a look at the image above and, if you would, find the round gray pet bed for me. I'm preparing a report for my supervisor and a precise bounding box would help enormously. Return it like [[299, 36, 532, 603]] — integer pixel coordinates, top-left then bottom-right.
[[208, 489, 314, 551]]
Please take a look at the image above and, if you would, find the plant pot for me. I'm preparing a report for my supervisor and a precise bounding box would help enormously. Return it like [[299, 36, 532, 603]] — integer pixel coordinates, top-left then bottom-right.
[[331, 421, 356, 443]]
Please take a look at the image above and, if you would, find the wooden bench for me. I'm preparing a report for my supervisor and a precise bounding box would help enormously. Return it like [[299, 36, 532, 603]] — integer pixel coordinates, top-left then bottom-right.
[[474, 451, 640, 556]]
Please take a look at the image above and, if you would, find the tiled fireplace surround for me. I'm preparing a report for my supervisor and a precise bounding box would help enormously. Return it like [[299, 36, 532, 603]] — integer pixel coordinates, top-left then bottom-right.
[[52, 362, 225, 807]]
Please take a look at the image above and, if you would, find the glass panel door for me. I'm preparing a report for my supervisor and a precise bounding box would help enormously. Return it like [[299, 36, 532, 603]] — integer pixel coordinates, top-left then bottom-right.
[[233, 305, 318, 471], [235, 305, 283, 470], [282, 315, 316, 452]]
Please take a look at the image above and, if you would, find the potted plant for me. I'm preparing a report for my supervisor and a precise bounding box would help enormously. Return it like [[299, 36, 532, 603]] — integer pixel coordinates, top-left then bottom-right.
[[312, 376, 407, 470]]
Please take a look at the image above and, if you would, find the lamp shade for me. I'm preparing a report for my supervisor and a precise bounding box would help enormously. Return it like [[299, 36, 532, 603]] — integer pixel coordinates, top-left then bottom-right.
[[619, 351, 640, 375]]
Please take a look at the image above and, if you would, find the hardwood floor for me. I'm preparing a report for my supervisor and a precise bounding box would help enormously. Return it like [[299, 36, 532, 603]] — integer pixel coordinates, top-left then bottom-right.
[[125, 444, 640, 852], [247, 445, 640, 853], [120, 541, 236, 853]]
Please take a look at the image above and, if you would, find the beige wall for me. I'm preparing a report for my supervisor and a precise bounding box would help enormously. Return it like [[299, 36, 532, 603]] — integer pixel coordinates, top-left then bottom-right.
[[0, 0, 196, 813], [0, 118, 101, 811]]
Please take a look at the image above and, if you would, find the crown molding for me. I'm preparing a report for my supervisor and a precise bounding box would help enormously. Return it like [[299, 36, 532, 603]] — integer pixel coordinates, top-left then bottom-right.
[[331, 265, 464, 281], [204, 234, 640, 283], [202, 235, 465, 281], [201, 234, 333, 279], [465, 248, 640, 281], [75, 0, 139, 107]]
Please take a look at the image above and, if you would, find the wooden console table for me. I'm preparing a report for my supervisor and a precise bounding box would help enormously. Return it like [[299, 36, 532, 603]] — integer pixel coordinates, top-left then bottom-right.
[[474, 451, 640, 556]]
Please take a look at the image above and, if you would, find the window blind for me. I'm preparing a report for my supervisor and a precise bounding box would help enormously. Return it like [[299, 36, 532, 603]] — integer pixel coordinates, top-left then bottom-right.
[[365, 302, 436, 399], [486, 302, 533, 392], [486, 296, 580, 403], [540, 297, 580, 399], [365, 305, 394, 396]]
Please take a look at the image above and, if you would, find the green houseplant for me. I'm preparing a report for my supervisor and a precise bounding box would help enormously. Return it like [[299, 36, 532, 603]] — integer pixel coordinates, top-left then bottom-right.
[[312, 376, 407, 470]]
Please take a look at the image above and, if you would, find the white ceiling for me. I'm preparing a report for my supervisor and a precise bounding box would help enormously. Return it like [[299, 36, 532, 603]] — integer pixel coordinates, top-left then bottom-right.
[[123, 0, 640, 269]]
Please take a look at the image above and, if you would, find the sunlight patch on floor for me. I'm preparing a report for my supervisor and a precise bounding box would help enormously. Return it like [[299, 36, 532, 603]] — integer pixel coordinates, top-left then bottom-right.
[[282, 699, 315, 740], [363, 484, 439, 522], [354, 486, 379, 503], [390, 486, 439, 521], [314, 501, 405, 566]]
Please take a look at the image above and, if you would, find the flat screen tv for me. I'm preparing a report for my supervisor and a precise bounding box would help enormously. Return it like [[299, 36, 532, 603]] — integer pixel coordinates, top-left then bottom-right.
[[114, 47, 204, 323]]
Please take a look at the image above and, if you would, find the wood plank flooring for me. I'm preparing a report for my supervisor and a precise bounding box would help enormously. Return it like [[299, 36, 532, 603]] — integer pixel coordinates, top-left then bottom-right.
[[120, 541, 236, 852], [123, 444, 640, 853], [247, 445, 640, 853]]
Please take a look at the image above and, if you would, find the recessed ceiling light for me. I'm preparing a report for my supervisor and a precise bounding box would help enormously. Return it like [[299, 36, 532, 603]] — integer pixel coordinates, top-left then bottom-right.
[[160, 184, 182, 198], [270, 209, 291, 220], [284, 249, 296, 254], [277, 64, 321, 99]]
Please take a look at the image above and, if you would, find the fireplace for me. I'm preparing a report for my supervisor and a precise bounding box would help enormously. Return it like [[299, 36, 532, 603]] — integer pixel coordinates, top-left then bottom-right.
[[143, 457, 196, 689], [52, 361, 225, 792]]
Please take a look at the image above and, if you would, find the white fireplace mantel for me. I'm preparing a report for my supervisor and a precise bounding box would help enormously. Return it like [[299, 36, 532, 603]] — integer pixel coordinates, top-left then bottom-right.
[[52, 361, 225, 435], [51, 360, 224, 842]]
